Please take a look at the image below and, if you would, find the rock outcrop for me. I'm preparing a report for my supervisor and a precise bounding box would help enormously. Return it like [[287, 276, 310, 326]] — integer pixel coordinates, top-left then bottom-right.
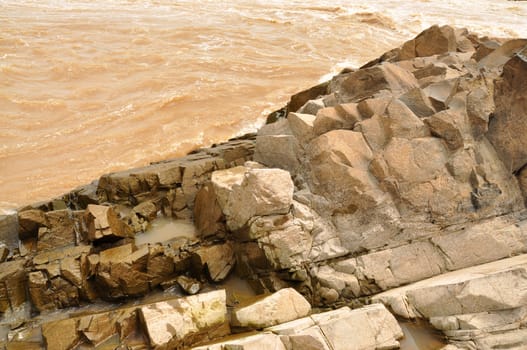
[[1, 25, 527, 350]]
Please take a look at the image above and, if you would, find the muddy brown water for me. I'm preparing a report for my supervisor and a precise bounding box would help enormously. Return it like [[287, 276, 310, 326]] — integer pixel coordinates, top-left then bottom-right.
[[1, 0, 526, 211]]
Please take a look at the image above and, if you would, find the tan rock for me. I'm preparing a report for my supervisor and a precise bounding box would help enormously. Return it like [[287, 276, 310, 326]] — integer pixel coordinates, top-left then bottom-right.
[[288, 81, 329, 113], [288, 112, 316, 144], [42, 318, 79, 350], [399, 87, 436, 118], [311, 305, 403, 350], [253, 134, 301, 172], [211, 167, 294, 230], [466, 85, 493, 138], [336, 62, 419, 102], [487, 47, 527, 172], [373, 254, 527, 319], [258, 225, 312, 269], [307, 130, 384, 211], [139, 290, 228, 349], [312, 107, 353, 136], [192, 243, 235, 282], [37, 210, 76, 251], [192, 332, 287, 350], [357, 95, 391, 119], [423, 78, 459, 111], [424, 110, 465, 150], [85, 204, 133, 242], [0, 260, 26, 314], [193, 182, 225, 238], [17, 209, 47, 240], [414, 25, 457, 57], [231, 288, 311, 329], [384, 98, 430, 139], [383, 137, 448, 183]]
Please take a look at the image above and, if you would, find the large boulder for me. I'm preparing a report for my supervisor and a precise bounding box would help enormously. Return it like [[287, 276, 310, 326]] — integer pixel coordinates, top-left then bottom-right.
[[85, 204, 134, 242], [211, 166, 294, 230]]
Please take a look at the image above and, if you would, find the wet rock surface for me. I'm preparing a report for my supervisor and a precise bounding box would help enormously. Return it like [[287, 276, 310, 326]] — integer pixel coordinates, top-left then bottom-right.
[[1, 27, 527, 349]]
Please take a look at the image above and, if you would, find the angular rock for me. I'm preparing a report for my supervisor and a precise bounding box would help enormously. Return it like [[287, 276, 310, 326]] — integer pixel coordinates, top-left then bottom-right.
[[466, 85, 493, 138], [384, 98, 430, 139], [0, 260, 26, 314], [42, 318, 80, 350], [37, 210, 76, 251], [17, 209, 46, 240], [423, 78, 459, 111], [383, 137, 448, 183], [254, 135, 301, 173], [334, 62, 419, 102], [399, 88, 436, 118], [139, 290, 228, 349], [192, 242, 235, 282], [288, 112, 316, 144], [312, 107, 353, 136], [211, 166, 294, 230], [288, 81, 329, 113], [487, 47, 527, 172], [192, 332, 286, 350], [424, 110, 465, 150], [231, 288, 311, 329], [373, 254, 527, 319], [265, 305, 403, 350], [258, 224, 312, 269], [414, 25, 457, 57], [307, 129, 384, 211], [85, 205, 133, 242], [194, 183, 225, 238]]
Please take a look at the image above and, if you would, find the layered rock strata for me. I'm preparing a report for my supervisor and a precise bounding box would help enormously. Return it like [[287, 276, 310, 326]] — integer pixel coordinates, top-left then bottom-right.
[[1, 25, 527, 349]]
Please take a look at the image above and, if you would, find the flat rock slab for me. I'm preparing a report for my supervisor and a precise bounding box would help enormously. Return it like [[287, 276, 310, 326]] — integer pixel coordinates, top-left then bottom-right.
[[139, 290, 229, 349], [231, 288, 311, 329], [195, 304, 402, 350], [373, 254, 527, 319]]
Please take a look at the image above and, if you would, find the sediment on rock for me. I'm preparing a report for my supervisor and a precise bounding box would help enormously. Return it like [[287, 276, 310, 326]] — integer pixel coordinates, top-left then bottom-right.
[[1, 25, 527, 349]]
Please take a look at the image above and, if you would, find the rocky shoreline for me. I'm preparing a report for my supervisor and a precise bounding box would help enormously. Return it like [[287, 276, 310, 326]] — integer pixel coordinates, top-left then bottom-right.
[[1, 25, 527, 349]]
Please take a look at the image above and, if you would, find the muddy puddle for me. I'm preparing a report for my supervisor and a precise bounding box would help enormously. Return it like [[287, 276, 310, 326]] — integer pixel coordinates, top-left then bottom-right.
[[134, 217, 197, 245], [399, 319, 447, 350]]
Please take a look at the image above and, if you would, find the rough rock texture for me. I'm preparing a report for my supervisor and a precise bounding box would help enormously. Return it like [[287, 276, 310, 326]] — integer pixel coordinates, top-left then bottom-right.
[[230, 288, 311, 329], [195, 304, 402, 350], [139, 290, 229, 349], [2, 27, 527, 350]]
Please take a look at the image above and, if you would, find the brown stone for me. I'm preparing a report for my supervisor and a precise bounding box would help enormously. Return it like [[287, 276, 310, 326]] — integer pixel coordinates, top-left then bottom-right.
[[399, 88, 436, 118], [0, 260, 26, 314], [424, 110, 465, 150], [488, 47, 527, 172], [414, 25, 457, 57], [85, 205, 134, 242], [42, 318, 80, 350], [37, 210, 76, 251], [194, 183, 225, 238], [17, 209, 47, 240], [335, 62, 419, 103], [466, 85, 493, 138], [192, 242, 235, 282], [288, 81, 329, 113]]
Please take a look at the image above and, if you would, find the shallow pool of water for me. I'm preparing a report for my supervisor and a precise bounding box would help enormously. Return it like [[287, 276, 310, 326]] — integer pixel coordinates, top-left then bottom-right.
[[134, 217, 197, 245], [399, 319, 447, 350]]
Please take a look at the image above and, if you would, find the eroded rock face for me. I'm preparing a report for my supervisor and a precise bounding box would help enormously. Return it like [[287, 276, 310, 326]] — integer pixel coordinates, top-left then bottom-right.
[[488, 47, 527, 173], [2, 26, 527, 350], [231, 288, 311, 329], [139, 290, 229, 349], [211, 166, 294, 231]]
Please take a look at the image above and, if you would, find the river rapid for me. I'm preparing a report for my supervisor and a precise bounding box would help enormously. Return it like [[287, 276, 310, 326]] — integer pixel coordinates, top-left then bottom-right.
[[1, 0, 526, 211]]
